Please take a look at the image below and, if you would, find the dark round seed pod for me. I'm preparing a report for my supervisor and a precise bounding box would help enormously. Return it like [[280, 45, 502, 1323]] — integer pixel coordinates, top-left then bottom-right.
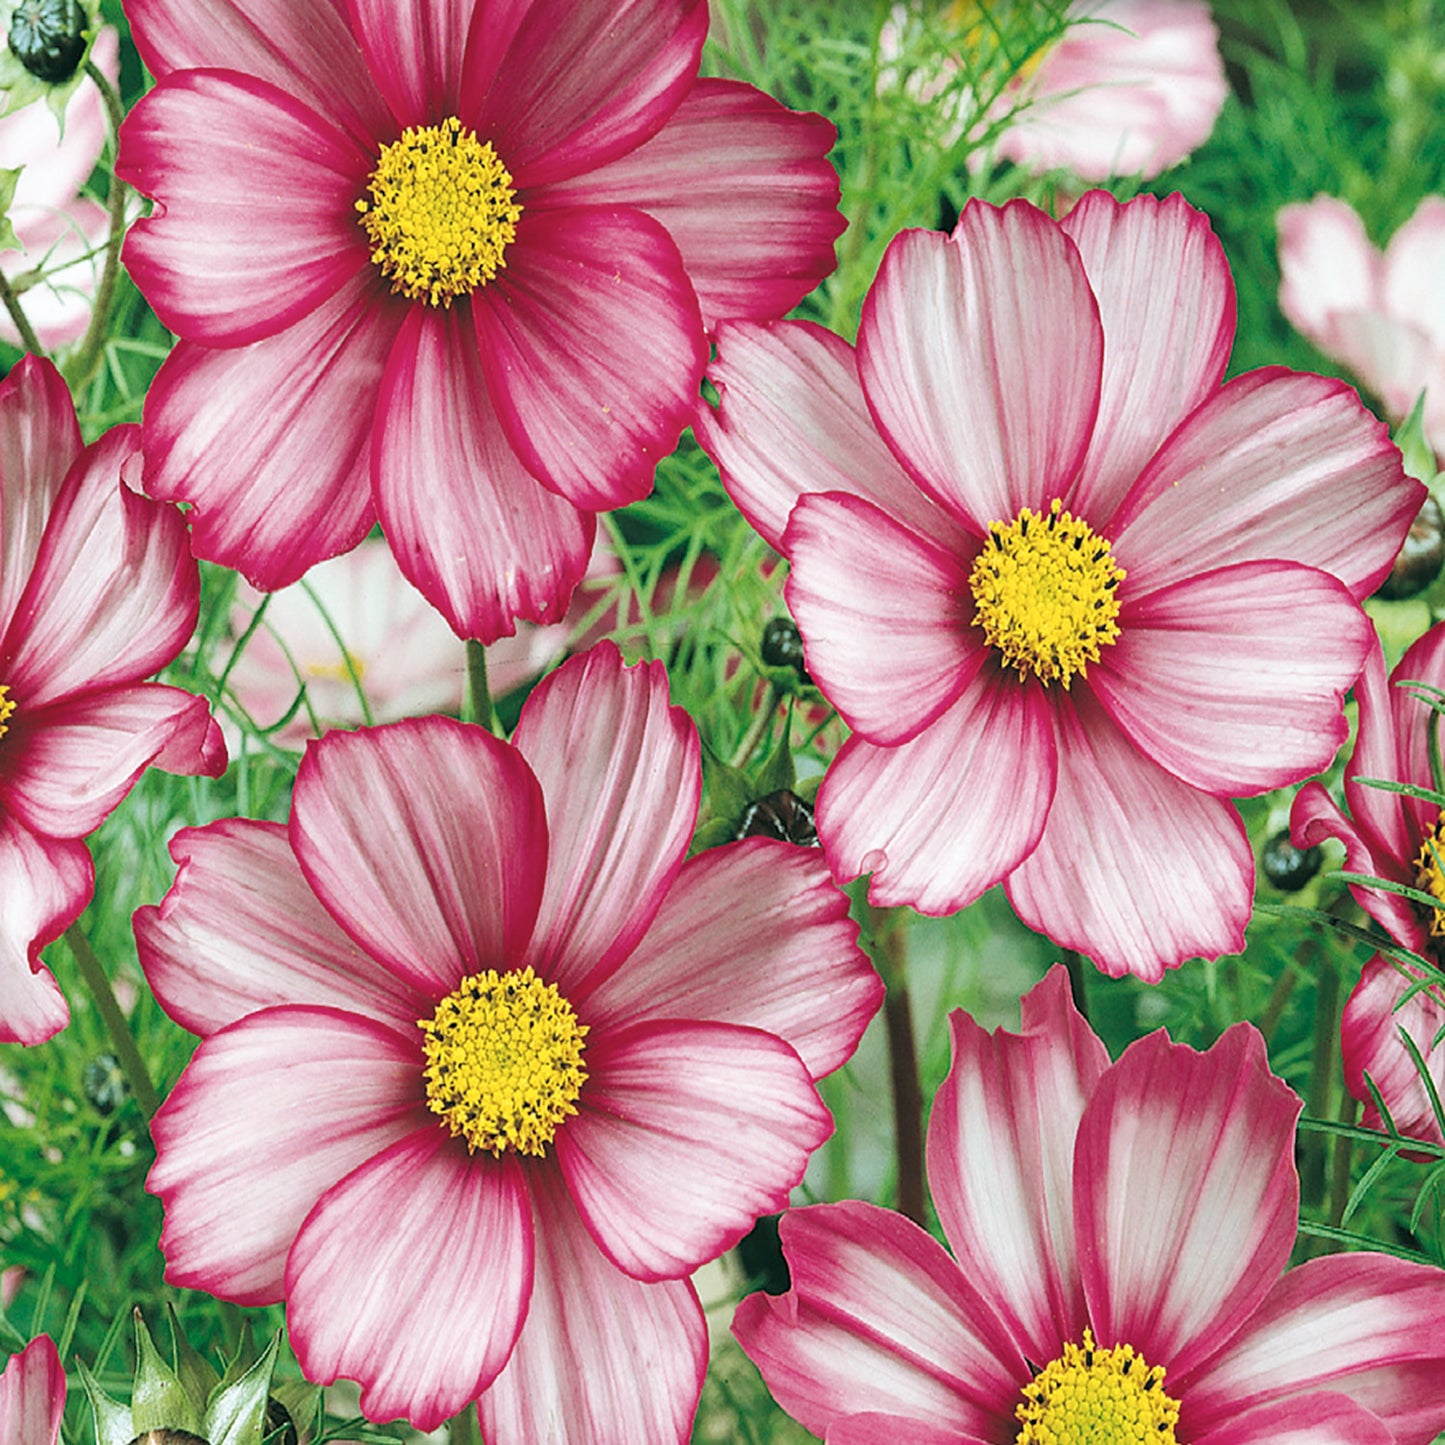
[[1262, 829, 1321, 892], [735, 789, 818, 847], [8, 0, 87, 83], [1375, 495, 1445, 601], [82, 1052, 128, 1115], [760, 617, 810, 682]]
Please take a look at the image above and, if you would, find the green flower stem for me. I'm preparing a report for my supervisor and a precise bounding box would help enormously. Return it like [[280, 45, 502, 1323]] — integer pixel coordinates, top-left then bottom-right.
[[729, 683, 777, 769], [464, 639, 499, 736], [448, 1405, 483, 1444], [1300, 948, 1341, 1215], [65, 923, 161, 1121], [1060, 948, 1090, 1022], [1329, 1090, 1359, 1231], [0, 266, 43, 356]]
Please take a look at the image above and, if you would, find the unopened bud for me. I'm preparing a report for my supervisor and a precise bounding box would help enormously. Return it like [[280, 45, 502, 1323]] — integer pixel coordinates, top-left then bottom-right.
[[1262, 829, 1321, 892], [1375, 495, 1444, 601]]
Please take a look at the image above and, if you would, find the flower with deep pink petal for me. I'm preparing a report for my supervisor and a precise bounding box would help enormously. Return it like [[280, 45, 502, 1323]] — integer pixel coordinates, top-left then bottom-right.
[[115, 0, 844, 645], [1292, 624, 1445, 1150], [0, 355, 225, 1047], [735, 965, 1445, 1445], [1278, 195, 1445, 456], [697, 189, 1419, 980], [0, 1336, 64, 1445], [134, 642, 881, 1441]]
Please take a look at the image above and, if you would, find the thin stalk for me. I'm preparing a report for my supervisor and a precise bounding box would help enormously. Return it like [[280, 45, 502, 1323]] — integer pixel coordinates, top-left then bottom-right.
[[0, 267, 43, 356], [1300, 948, 1341, 1215], [1329, 1091, 1359, 1231], [729, 684, 777, 768], [866, 902, 925, 1226], [65, 924, 160, 1121], [464, 639, 499, 735], [1060, 948, 1089, 1022], [448, 1407, 482, 1445]]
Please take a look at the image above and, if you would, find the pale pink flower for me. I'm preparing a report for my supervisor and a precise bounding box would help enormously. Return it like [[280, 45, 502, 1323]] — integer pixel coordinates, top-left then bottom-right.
[[135, 643, 881, 1441], [1278, 195, 1445, 455], [0, 356, 225, 1047], [698, 190, 1417, 980], [0, 1336, 63, 1445], [736, 965, 1445, 1444]]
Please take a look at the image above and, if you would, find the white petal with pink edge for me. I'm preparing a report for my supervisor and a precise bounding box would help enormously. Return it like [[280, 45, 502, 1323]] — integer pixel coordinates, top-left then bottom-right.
[[135, 819, 426, 1039], [1004, 692, 1253, 981], [0, 1335, 64, 1445], [148, 1006, 428, 1306], [733, 1201, 1025, 1441], [290, 718, 547, 999], [287, 1130, 533, 1433], [1192, 1392, 1392, 1445], [1382, 196, 1445, 351], [478, 1166, 706, 1445], [1343, 636, 1418, 869], [343, 0, 474, 123], [1276, 196, 1379, 346], [816, 667, 1056, 916], [512, 645, 698, 995], [585, 838, 880, 1079], [857, 205, 1102, 532], [373, 303, 597, 643], [827, 1415, 990, 1445]]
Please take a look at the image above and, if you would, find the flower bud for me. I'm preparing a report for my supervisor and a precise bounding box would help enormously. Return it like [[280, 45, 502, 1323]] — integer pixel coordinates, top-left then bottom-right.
[[7, 0, 87, 83], [760, 617, 810, 682], [82, 1052, 128, 1115], [1262, 829, 1321, 891], [1375, 495, 1444, 600]]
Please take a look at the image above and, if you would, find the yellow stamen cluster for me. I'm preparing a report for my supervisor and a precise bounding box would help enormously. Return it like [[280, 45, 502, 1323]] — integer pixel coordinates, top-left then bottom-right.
[[969, 499, 1125, 688], [1016, 1329, 1180, 1444], [948, 0, 1051, 83], [357, 118, 521, 308], [419, 966, 587, 1157], [1414, 816, 1445, 940], [0, 684, 14, 742]]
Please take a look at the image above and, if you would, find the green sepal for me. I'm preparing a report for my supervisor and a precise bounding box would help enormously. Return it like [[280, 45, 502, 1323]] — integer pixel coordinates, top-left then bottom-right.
[[215, 1318, 256, 1391], [753, 703, 798, 797], [269, 1379, 321, 1441], [132, 1308, 204, 1435], [168, 1304, 222, 1406], [793, 771, 821, 807], [699, 739, 753, 828], [74, 1357, 134, 1445], [0, 165, 21, 254], [689, 817, 736, 852], [202, 1331, 282, 1445], [1396, 392, 1442, 492]]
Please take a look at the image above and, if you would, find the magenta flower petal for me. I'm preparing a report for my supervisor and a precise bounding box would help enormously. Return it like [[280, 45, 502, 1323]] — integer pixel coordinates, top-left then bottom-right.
[[373, 304, 596, 642], [135, 819, 427, 1038], [478, 1168, 707, 1445], [0, 1336, 64, 1445], [148, 1006, 427, 1306], [288, 1131, 533, 1432], [475, 205, 706, 510], [827, 1417, 988, 1445], [1376, 621, 1445, 849], [119, 71, 371, 346], [586, 838, 881, 1080], [857, 205, 1102, 532], [1192, 1393, 1392, 1445], [1005, 693, 1253, 981], [344, 0, 476, 124], [512, 645, 698, 994], [289, 718, 547, 997], [816, 669, 1056, 915]]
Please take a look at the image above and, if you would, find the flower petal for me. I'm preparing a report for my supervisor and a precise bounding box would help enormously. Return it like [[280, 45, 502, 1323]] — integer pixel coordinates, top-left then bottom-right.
[[1378, 621, 1445, 851], [373, 303, 596, 643], [512, 645, 698, 995], [585, 838, 880, 1080], [1276, 196, 1379, 350], [827, 1416, 986, 1445], [1075, 1025, 1300, 1380], [1381, 196, 1445, 353], [1192, 1392, 1392, 1445], [289, 717, 547, 999], [1110, 368, 1419, 601], [148, 1006, 428, 1305], [1004, 691, 1253, 981], [732, 1201, 1026, 1441], [0, 1335, 64, 1445], [816, 667, 1056, 916], [478, 1166, 707, 1445], [557, 1019, 829, 1280], [287, 1130, 533, 1432], [343, 0, 474, 123], [474, 205, 706, 510], [856, 205, 1102, 532], [135, 818, 426, 1038]]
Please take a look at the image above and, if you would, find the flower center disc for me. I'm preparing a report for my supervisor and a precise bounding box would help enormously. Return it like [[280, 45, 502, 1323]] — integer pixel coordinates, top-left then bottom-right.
[[1016, 1329, 1180, 1444], [969, 499, 1125, 688], [0, 684, 15, 741], [1414, 816, 1445, 940], [357, 117, 521, 308], [419, 966, 588, 1157]]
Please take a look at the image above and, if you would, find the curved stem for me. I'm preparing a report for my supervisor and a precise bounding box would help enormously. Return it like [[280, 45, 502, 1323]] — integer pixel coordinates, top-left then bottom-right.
[[64, 924, 161, 1122], [0, 266, 43, 356], [464, 639, 499, 736]]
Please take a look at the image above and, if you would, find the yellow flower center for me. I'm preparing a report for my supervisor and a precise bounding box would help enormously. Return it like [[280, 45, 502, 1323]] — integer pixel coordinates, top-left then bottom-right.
[[969, 499, 1125, 688], [1414, 815, 1445, 940], [419, 966, 587, 1157], [305, 651, 367, 684], [356, 117, 521, 308], [1016, 1329, 1180, 1444], [948, 0, 1053, 83], [0, 684, 14, 741]]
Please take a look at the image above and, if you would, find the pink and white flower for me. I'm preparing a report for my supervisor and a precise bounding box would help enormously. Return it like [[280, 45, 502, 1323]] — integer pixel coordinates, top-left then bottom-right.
[[1278, 195, 1445, 456], [134, 642, 881, 1441], [697, 190, 1418, 980], [735, 965, 1445, 1444], [1292, 624, 1445, 1149], [0, 1336, 64, 1445], [0, 355, 225, 1047], [116, 0, 843, 644]]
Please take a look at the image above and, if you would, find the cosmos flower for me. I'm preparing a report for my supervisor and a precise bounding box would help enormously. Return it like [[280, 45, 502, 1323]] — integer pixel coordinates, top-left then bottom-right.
[[116, 0, 843, 644], [697, 190, 1418, 981], [1292, 624, 1445, 1149], [0, 1336, 63, 1445], [134, 643, 881, 1441], [0, 355, 225, 1047], [735, 965, 1445, 1445], [1278, 195, 1445, 457]]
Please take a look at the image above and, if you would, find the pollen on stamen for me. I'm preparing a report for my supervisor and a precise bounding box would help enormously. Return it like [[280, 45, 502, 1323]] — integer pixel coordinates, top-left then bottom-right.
[[1015, 1328, 1180, 1444], [0, 684, 15, 742]]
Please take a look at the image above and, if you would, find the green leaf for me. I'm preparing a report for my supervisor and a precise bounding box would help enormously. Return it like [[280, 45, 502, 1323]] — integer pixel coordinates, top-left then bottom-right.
[[0, 166, 22, 254], [203, 1331, 282, 1445], [132, 1309, 204, 1434], [75, 1358, 133, 1445]]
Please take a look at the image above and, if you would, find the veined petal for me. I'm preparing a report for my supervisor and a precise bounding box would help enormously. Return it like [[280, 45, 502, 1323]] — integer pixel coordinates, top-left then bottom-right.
[[857, 205, 1102, 532], [1381, 197, 1445, 352], [0, 1335, 64, 1445], [135, 819, 426, 1038], [287, 1131, 533, 1432], [1192, 1392, 1392, 1445], [373, 304, 596, 644], [1005, 692, 1253, 981], [557, 1019, 828, 1280], [290, 718, 547, 999], [733, 1201, 1026, 1441], [148, 1006, 427, 1305], [783, 490, 980, 745], [828, 1416, 987, 1445], [1343, 635, 1417, 869], [344, 0, 475, 124], [512, 645, 698, 996], [816, 668, 1056, 916], [478, 1166, 707, 1445], [474, 206, 705, 511], [1276, 196, 1379, 349], [586, 838, 880, 1080]]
